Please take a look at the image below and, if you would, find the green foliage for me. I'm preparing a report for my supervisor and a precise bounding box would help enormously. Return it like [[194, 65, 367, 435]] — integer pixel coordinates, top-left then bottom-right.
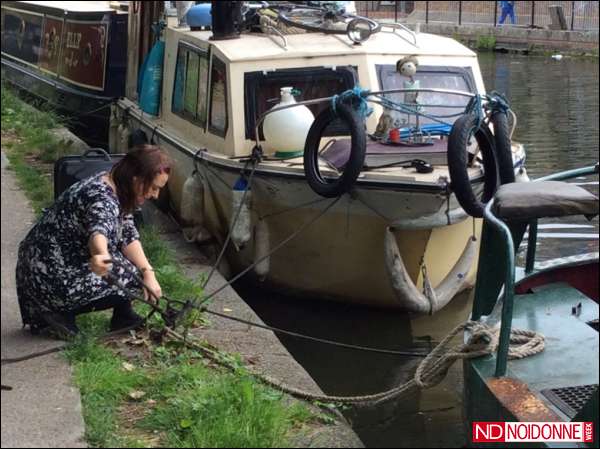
[[476, 35, 497, 51], [1, 84, 64, 214], [64, 336, 148, 447], [141, 369, 308, 448], [64, 334, 316, 448]]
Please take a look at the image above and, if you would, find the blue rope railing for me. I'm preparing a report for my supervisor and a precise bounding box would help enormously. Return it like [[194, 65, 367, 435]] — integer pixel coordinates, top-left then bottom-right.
[[330, 86, 513, 134]]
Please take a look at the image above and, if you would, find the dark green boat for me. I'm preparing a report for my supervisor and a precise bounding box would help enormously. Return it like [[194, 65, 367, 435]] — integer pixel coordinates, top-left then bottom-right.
[[463, 165, 599, 447]]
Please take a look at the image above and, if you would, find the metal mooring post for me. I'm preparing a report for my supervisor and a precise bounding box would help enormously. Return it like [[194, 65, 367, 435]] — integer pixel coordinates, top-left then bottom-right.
[[571, 1, 575, 30], [425, 1, 429, 24], [458, 1, 463, 25], [394, 1, 398, 22], [494, 0, 498, 26], [531, 1, 535, 28]]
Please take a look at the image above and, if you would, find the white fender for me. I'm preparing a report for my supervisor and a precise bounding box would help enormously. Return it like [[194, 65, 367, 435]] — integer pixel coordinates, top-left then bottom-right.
[[182, 225, 212, 244], [181, 171, 204, 225], [254, 219, 270, 280], [117, 123, 129, 152], [109, 107, 119, 153], [231, 185, 252, 248], [384, 227, 476, 314]]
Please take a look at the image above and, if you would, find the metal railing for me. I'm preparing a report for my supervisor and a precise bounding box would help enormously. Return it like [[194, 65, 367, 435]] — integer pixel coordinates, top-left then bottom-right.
[[355, 1, 599, 31]]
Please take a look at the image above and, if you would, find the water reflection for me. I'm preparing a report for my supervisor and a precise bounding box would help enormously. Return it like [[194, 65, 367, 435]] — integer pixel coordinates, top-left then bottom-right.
[[480, 53, 599, 263]]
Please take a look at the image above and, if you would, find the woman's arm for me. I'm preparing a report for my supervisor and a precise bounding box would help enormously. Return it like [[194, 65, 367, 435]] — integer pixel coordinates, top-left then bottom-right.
[[122, 239, 162, 302], [89, 232, 112, 276], [121, 239, 152, 272]]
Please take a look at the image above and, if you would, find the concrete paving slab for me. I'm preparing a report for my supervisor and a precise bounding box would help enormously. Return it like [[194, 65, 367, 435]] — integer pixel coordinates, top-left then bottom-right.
[[1, 151, 86, 448]]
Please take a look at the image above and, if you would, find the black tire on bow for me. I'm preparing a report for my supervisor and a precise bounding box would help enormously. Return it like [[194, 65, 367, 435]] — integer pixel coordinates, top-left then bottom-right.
[[490, 110, 516, 184], [304, 101, 366, 198], [447, 114, 499, 218]]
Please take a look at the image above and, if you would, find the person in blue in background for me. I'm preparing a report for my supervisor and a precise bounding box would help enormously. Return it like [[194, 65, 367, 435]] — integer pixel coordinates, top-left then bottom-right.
[[499, 1, 516, 25]]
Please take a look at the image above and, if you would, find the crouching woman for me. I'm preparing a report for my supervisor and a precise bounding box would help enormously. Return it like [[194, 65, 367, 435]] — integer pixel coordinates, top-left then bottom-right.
[[16, 145, 171, 337]]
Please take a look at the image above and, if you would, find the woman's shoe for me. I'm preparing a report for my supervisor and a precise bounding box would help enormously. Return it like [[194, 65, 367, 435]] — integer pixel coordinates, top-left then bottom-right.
[[110, 302, 144, 331], [41, 312, 79, 338]]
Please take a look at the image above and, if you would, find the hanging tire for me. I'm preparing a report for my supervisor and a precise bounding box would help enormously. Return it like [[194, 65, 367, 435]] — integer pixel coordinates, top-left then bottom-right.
[[304, 101, 366, 198], [490, 111, 515, 184], [447, 114, 498, 218]]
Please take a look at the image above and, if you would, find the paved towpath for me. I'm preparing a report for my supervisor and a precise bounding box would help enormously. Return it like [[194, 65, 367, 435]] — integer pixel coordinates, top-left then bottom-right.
[[1, 150, 86, 448]]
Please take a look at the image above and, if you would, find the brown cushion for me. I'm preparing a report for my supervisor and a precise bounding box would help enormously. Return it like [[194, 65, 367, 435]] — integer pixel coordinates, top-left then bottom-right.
[[493, 181, 599, 220]]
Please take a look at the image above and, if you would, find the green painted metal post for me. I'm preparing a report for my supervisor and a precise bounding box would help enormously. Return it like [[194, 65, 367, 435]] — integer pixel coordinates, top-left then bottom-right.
[[481, 201, 517, 378], [525, 220, 538, 274]]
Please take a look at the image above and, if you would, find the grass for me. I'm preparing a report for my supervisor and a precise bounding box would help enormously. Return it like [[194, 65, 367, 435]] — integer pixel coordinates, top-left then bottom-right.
[[1, 83, 67, 215], [1, 91, 318, 446], [62, 226, 316, 447]]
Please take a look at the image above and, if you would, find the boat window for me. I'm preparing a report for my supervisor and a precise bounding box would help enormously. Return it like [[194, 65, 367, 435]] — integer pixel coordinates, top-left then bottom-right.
[[209, 56, 228, 137], [172, 43, 209, 126], [376, 65, 475, 127], [244, 66, 357, 140]]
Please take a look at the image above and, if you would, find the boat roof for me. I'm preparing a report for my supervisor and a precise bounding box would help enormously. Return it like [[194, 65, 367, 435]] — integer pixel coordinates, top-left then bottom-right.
[[16, 1, 116, 13], [177, 28, 477, 63]]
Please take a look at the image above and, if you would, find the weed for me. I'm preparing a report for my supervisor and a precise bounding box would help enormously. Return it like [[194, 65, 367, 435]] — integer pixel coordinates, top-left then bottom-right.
[[476, 35, 496, 51]]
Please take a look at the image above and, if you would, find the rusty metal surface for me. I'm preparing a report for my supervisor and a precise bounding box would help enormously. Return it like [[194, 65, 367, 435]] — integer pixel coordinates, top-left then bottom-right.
[[487, 377, 563, 422]]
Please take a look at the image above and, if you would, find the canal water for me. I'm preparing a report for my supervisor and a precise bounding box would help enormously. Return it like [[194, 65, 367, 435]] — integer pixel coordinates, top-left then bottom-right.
[[236, 53, 599, 448]]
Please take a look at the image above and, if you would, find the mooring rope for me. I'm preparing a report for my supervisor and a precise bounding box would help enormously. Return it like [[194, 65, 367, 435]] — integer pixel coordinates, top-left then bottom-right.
[[165, 320, 545, 406]]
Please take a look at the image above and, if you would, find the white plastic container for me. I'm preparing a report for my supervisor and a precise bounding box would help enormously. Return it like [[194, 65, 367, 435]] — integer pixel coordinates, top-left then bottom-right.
[[262, 87, 314, 157]]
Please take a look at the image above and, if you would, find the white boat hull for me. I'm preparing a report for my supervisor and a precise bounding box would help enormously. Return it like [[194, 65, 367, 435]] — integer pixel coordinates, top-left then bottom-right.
[[122, 112, 482, 309]]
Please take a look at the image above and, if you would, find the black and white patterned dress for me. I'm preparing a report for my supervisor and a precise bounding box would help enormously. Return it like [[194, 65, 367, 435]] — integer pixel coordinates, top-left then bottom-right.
[[16, 172, 142, 327]]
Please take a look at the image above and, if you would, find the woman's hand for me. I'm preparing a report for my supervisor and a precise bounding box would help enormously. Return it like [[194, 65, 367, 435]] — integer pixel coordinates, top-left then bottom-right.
[[142, 270, 162, 304], [89, 254, 113, 277]]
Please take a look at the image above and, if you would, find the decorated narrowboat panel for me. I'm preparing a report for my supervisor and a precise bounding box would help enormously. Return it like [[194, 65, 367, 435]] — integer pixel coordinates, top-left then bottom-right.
[[59, 19, 109, 91], [38, 15, 63, 75], [1, 1, 128, 147], [1, 6, 43, 66]]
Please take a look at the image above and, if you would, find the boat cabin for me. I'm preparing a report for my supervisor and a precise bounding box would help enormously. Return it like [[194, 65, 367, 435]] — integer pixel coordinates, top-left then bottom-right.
[[133, 18, 486, 159]]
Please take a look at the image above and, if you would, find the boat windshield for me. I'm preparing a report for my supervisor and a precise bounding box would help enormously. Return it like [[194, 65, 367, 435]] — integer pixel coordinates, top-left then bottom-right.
[[376, 65, 475, 128], [244, 65, 357, 139]]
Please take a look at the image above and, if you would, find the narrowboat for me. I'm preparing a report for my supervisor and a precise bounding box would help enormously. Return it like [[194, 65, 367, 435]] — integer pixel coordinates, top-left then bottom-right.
[[463, 164, 599, 446], [1, 1, 128, 147], [113, 2, 528, 311]]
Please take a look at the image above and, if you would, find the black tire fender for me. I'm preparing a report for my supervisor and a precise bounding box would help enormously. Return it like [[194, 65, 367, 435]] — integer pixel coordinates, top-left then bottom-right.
[[304, 101, 366, 198], [490, 111, 516, 184], [447, 114, 498, 218]]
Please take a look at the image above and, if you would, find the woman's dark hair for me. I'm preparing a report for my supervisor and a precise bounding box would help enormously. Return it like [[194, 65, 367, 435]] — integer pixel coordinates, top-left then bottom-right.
[[111, 145, 172, 213]]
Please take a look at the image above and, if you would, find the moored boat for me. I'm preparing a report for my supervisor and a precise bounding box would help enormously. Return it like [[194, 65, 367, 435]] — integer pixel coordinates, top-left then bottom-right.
[[1, 1, 128, 147], [113, 1, 527, 310], [463, 164, 599, 445]]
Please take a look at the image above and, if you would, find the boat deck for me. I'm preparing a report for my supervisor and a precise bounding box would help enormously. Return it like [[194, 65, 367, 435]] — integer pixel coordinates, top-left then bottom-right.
[[470, 282, 599, 419]]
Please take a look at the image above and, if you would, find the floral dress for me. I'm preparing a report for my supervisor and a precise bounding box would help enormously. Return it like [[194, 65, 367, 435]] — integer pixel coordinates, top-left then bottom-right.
[[16, 172, 142, 328]]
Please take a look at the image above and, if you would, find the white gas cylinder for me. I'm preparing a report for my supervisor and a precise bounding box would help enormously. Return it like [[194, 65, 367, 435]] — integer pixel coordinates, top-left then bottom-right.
[[262, 87, 314, 156]]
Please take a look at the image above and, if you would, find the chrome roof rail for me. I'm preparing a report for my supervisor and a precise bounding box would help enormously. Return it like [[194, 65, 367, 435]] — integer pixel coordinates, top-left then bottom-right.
[[379, 22, 418, 48], [259, 16, 288, 50]]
